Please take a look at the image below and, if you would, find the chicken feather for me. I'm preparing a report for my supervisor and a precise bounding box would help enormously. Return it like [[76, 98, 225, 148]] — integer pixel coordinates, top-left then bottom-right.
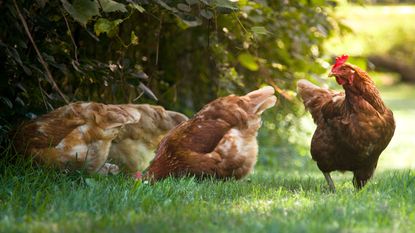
[[144, 86, 277, 181], [297, 57, 395, 190], [12, 102, 187, 175]]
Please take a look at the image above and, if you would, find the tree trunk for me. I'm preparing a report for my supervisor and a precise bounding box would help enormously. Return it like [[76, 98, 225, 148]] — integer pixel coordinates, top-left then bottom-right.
[[368, 55, 415, 83]]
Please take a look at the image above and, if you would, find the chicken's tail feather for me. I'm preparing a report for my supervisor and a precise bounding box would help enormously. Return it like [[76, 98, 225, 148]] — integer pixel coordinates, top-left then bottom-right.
[[297, 79, 332, 123]]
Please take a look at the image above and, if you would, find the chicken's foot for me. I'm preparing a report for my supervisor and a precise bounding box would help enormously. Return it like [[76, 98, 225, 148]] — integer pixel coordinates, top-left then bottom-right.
[[323, 172, 336, 192], [97, 163, 120, 175]]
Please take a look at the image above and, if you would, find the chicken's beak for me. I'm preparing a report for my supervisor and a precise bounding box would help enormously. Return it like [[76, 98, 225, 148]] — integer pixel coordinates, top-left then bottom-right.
[[328, 72, 334, 77], [246, 86, 277, 114]]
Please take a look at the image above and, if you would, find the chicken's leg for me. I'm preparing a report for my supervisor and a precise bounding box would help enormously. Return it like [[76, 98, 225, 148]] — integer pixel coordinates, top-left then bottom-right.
[[323, 172, 336, 192], [97, 163, 120, 175], [353, 167, 375, 190]]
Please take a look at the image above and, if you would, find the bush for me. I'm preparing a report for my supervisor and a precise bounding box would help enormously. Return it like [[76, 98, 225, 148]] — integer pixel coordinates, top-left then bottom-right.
[[0, 0, 343, 150]]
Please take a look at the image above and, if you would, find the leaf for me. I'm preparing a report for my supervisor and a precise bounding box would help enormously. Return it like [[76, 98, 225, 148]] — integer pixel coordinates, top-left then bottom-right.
[[131, 71, 148, 79], [94, 18, 123, 37], [177, 14, 202, 27], [128, 2, 145, 13], [0, 97, 13, 109], [251, 26, 269, 36], [181, 18, 202, 27], [200, 9, 213, 19], [238, 53, 259, 71], [213, 0, 238, 11], [186, 0, 199, 5], [139, 82, 158, 101], [100, 0, 127, 13], [61, 0, 100, 27], [155, 0, 179, 13], [94, 18, 112, 35], [7, 47, 32, 75], [177, 3, 191, 12], [8, 47, 23, 66], [130, 31, 139, 45], [15, 97, 25, 107], [17, 83, 28, 93]]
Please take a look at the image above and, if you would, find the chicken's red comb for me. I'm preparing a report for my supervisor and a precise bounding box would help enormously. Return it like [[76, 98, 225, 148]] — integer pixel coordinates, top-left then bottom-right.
[[135, 171, 142, 180], [332, 54, 349, 70]]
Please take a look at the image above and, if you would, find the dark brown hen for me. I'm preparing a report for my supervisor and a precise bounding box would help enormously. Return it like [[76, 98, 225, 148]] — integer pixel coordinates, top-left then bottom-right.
[[297, 55, 395, 191]]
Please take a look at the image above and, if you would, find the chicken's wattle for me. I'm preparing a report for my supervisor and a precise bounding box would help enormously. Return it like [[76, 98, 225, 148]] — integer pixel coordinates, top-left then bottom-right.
[[335, 76, 347, 85]]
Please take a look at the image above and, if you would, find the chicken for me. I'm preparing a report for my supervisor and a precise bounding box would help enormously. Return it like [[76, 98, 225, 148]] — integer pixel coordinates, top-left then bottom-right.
[[109, 104, 188, 173], [12, 102, 187, 175], [297, 55, 395, 191], [143, 86, 277, 181]]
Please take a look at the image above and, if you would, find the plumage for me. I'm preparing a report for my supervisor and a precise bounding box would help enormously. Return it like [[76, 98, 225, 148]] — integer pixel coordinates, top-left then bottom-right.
[[109, 104, 188, 173], [297, 56, 395, 190], [12, 102, 187, 175], [144, 86, 277, 181]]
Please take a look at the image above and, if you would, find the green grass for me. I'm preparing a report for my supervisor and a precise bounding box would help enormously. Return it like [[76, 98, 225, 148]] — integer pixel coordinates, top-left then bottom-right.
[[1, 160, 415, 233], [1, 82, 415, 233]]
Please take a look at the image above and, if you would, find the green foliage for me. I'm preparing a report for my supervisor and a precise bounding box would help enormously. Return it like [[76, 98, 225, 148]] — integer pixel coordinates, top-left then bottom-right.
[[325, 4, 415, 56], [61, 0, 101, 27], [94, 18, 124, 36], [237, 53, 259, 71], [351, 0, 415, 3], [0, 0, 343, 148], [324, 4, 415, 82]]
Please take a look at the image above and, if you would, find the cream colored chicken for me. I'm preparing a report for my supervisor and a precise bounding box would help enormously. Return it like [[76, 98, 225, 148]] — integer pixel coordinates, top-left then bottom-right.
[[12, 102, 187, 175], [109, 104, 188, 173]]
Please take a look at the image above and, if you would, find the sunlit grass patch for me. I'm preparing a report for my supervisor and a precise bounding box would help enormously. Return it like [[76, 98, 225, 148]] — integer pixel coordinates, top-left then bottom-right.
[[1, 164, 414, 233], [326, 4, 415, 56], [375, 82, 415, 170]]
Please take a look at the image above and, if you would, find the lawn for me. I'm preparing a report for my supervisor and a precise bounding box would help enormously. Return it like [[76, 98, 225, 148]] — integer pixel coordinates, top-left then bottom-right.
[[1, 83, 414, 233], [2, 3, 415, 233], [1, 157, 414, 233]]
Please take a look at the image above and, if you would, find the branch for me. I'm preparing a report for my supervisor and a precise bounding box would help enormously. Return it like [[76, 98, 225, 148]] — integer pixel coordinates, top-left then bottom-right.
[[259, 67, 294, 101], [61, 8, 79, 63], [13, 0, 70, 104], [155, 14, 163, 65], [267, 78, 294, 101]]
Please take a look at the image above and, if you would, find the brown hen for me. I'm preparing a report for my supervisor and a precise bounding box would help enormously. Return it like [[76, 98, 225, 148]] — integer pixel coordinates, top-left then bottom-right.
[[144, 86, 277, 181], [297, 55, 395, 191]]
